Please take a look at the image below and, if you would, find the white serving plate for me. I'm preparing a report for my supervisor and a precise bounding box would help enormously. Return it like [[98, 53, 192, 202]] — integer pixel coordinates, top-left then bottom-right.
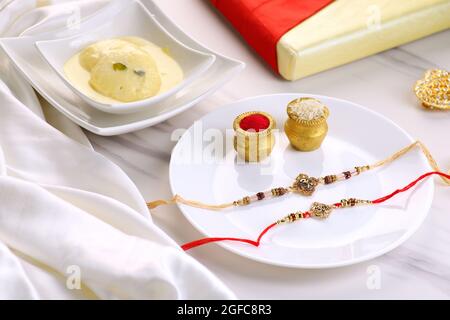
[[35, 0, 215, 114], [170, 94, 434, 269], [0, 0, 244, 135]]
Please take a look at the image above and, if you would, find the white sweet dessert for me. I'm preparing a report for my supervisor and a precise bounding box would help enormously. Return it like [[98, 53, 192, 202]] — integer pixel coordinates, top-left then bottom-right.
[[64, 37, 183, 104], [89, 45, 161, 102]]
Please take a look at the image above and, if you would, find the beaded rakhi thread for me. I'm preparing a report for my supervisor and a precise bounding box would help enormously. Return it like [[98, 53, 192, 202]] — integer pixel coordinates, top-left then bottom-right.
[[147, 140, 450, 210], [181, 171, 450, 251]]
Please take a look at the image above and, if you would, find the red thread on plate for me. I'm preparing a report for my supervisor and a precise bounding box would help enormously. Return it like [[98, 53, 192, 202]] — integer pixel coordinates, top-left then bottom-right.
[[372, 171, 448, 204], [181, 222, 277, 251]]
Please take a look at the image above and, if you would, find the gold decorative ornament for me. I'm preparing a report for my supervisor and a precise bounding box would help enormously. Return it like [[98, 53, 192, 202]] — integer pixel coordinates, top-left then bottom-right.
[[414, 69, 450, 110], [291, 174, 319, 196], [233, 111, 276, 162], [309, 202, 333, 220], [284, 97, 330, 151]]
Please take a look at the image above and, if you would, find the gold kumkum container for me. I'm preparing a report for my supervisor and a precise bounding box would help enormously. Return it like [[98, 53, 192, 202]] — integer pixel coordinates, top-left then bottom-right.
[[233, 111, 276, 162], [284, 98, 329, 152]]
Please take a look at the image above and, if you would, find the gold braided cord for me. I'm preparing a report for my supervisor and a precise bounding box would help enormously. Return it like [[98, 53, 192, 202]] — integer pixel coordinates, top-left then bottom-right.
[[369, 141, 450, 185], [147, 195, 234, 211], [147, 141, 449, 210]]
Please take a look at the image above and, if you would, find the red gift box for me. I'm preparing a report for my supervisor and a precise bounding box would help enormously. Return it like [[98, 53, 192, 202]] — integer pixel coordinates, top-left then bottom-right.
[[210, 0, 334, 73], [211, 0, 450, 80]]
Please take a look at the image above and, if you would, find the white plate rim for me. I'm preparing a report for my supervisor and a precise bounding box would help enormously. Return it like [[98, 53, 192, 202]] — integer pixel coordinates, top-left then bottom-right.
[[169, 93, 434, 269]]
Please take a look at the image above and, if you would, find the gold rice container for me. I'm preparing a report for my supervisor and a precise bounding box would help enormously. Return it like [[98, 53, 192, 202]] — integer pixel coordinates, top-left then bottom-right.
[[284, 98, 329, 151], [233, 111, 276, 162]]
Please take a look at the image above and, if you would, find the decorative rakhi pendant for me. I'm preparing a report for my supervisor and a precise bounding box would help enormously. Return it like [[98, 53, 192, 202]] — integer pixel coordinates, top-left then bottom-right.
[[276, 198, 373, 224], [292, 174, 319, 196]]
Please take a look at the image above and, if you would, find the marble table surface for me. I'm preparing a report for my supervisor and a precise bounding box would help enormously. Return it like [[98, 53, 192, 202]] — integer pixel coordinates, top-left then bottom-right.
[[86, 0, 450, 299]]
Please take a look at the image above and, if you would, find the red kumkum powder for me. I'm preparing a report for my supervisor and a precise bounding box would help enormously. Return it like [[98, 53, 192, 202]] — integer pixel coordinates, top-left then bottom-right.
[[239, 114, 270, 132]]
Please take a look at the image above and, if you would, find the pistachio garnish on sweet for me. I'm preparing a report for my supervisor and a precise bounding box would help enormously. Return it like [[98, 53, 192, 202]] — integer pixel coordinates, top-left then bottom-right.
[[134, 69, 146, 77], [113, 62, 127, 71]]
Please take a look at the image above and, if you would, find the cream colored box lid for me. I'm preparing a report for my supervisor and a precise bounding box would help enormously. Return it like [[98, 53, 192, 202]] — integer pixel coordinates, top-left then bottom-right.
[[277, 0, 450, 81]]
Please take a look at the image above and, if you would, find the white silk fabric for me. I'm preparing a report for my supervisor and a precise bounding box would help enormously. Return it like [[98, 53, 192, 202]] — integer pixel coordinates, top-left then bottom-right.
[[0, 0, 235, 299]]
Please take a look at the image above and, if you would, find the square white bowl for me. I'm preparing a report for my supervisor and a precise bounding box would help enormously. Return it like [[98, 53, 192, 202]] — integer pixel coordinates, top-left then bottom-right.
[[0, 0, 244, 135], [34, 0, 215, 114]]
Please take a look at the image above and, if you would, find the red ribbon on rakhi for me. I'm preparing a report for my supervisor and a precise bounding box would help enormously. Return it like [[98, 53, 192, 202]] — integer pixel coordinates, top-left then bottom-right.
[[210, 0, 334, 73], [182, 171, 450, 251]]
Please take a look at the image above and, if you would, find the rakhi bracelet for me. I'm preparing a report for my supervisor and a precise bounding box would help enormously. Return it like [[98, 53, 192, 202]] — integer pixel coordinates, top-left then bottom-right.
[[148, 140, 450, 211], [181, 171, 450, 251], [230, 165, 368, 206]]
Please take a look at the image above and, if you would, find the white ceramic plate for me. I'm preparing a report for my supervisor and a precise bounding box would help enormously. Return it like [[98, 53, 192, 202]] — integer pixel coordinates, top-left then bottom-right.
[[170, 94, 434, 269], [35, 0, 215, 114], [0, 0, 244, 135]]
